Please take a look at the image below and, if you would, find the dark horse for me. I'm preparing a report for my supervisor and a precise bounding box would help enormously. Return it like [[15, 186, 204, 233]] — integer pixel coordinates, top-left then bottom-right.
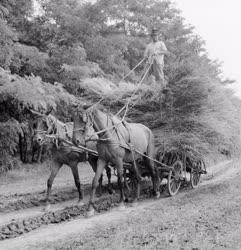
[[32, 111, 113, 210], [72, 106, 160, 216]]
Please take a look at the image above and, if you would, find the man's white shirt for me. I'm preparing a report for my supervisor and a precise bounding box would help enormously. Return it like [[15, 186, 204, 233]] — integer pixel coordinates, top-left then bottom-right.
[[144, 41, 167, 66]]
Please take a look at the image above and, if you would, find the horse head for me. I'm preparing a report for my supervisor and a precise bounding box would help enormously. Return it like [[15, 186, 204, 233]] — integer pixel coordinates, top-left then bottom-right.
[[72, 104, 95, 146], [30, 108, 56, 146]]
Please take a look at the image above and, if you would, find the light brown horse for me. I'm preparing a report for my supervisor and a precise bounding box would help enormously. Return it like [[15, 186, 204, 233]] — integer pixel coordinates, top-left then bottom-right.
[[72, 106, 160, 215], [32, 112, 113, 210]]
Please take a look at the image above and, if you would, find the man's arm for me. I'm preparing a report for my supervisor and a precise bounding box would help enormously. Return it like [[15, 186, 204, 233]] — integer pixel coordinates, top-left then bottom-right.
[[158, 50, 171, 56], [156, 41, 170, 56]]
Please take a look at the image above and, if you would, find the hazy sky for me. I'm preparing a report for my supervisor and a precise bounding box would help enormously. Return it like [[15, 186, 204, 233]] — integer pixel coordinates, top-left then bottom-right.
[[173, 0, 241, 94]]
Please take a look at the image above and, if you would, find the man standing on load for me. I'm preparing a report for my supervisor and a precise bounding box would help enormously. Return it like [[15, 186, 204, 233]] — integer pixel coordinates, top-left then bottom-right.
[[144, 27, 169, 88]]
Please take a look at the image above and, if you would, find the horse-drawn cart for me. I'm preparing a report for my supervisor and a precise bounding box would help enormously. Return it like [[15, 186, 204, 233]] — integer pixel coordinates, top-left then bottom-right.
[[31, 56, 207, 213], [156, 147, 207, 195], [32, 107, 207, 214], [71, 137, 207, 198], [123, 146, 207, 197]]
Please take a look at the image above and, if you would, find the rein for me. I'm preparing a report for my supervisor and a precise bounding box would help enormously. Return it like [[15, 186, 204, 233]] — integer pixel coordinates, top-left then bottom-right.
[[34, 129, 48, 134], [73, 57, 154, 150], [83, 109, 124, 143], [78, 109, 134, 159], [115, 57, 154, 119], [34, 116, 63, 148], [74, 57, 153, 144]]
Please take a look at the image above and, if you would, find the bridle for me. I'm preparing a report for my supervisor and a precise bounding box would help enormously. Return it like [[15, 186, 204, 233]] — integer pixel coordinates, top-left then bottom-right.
[[34, 116, 58, 145], [73, 108, 124, 143], [73, 108, 99, 142]]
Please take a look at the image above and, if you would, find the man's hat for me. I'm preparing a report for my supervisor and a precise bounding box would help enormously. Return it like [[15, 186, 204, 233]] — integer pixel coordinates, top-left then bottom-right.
[[151, 27, 159, 36]]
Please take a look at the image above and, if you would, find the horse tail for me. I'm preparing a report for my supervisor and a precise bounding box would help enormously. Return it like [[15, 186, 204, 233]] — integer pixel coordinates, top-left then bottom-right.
[[145, 129, 160, 195], [146, 129, 155, 165]]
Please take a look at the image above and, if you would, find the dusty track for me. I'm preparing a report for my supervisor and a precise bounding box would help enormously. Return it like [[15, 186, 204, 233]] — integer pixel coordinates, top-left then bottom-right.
[[0, 159, 239, 249], [0, 180, 152, 240]]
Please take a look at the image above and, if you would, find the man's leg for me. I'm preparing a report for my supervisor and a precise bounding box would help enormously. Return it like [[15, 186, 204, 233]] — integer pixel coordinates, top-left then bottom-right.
[[146, 62, 155, 85], [152, 61, 165, 88]]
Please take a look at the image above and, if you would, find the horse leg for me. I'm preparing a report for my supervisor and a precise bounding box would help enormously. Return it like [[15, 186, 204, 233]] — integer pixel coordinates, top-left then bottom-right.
[[131, 148, 142, 182], [37, 144, 43, 163], [132, 176, 140, 205], [106, 165, 113, 194], [19, 134, 23, 162], [115, 158, 126, 208], [23, 134, 28, 163], [98, 165, 113, 196], [97, 174, 103, 197], [44, 161, 61, 211], [88, 158, 106, 216], [145, 158, 160, 198], [129, 175, 140, 207], [70, 162, 84, 206], [88, 156, 103, 197], [146, 133, 160, 198], [31, 145, 36, 162]]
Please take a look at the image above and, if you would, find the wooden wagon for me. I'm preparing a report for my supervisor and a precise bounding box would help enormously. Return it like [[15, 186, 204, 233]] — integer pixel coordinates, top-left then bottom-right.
[[72, 142, 207, 197]]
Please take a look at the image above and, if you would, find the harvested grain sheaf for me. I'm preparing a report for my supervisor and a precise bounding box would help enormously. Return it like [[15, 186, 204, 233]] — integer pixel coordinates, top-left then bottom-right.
[[77, 75, 241, 164]]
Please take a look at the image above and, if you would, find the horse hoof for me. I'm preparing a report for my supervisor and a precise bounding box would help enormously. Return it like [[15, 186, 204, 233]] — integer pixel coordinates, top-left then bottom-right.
[[86, 208, 95, 218], [155, 192, 160, 199], [43, 204, 51, 212], [117, 202, 126, 211]]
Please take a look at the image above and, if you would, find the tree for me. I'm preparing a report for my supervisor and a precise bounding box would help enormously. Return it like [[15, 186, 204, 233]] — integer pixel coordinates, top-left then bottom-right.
[[1, 0, 33, 33], [0, 0, 239, 169], [0, 3, 16, 68], [0, 66, 79, 170]]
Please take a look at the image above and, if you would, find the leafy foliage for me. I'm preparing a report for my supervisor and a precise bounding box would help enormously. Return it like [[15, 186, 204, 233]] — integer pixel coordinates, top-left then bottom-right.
[[0, 9, 16, 68], [0, 0, 240, 170], [0, 119, 22, 172], [0, 67, 77, 113], [10, 43, 50, 79], [0, 66, 79, 171]]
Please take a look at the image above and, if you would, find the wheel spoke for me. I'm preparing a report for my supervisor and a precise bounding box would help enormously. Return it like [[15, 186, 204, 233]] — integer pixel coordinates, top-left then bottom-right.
[[191, 169, 200, 188], [196, 175, 199, 184], [173, 180, 177, 191], [167, 161, 183, 196], [171, 180, 175, 191]]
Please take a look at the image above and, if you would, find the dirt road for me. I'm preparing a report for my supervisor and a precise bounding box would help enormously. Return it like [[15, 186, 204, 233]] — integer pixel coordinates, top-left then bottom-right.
[[0, 159, 240, 250]]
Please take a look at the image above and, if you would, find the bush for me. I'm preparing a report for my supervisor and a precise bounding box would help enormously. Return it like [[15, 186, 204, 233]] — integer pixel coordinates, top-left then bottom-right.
[[0, 67, 80, 168], [9, 43, 50, 81], [0, 119, 22, 172]]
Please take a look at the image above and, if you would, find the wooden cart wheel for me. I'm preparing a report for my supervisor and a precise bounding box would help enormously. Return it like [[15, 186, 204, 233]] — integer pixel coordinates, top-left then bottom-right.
[[190, 163, 201, 188], [167, 160, 183, 196]]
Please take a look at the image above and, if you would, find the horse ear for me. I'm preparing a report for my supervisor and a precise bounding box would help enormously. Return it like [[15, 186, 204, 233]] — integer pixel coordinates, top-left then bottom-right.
[[29, 108, 44, 117], [72, 103, 79, 109], [82, 112, 87, 122], [82, 103, 91, 110], [45, 107, 53, 116]]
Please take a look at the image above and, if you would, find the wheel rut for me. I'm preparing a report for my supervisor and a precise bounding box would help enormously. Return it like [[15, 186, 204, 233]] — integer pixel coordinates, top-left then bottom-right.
[[0, 160, 236, 243]]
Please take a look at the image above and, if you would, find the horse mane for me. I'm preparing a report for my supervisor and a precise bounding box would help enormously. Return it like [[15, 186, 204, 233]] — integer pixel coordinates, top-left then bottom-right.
[[87, 105, 123, 125], [46, 114, 73, 140]]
